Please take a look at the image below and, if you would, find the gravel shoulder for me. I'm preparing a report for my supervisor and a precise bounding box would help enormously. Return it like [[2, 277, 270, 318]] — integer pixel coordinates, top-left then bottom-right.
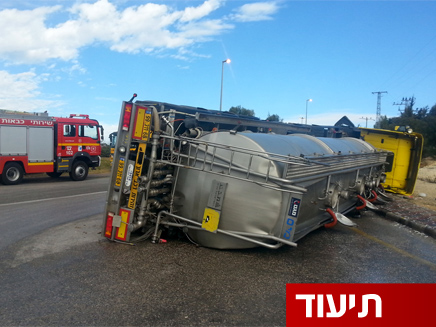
[[380, 158, 436, 237], [412, 158, 436, 211]]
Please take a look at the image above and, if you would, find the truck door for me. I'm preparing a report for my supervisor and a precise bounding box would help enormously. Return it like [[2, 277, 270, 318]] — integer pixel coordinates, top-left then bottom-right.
[[58, 123, 77, 158], [77, 124, 100, 157], [58, 123, 100, 157]]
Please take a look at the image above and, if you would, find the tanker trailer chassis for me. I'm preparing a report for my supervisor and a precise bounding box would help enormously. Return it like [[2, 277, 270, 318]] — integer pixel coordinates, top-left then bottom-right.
[[103, 101, 391, 250]]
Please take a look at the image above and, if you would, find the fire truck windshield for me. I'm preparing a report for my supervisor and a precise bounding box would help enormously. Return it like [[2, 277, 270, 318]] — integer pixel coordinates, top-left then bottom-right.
[[79, 124, 98, 139]]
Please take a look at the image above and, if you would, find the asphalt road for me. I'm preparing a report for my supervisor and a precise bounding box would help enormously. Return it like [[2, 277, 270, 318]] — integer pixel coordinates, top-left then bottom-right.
[[0, 174, 108, 249], [0, 174, 435, 326]]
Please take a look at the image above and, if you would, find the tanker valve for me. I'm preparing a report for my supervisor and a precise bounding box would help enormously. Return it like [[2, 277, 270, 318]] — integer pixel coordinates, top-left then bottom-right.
[[324, 208, 357, 228], [357, 196, 378, 211], [376, 188, 392, 201], [335, 212, 357, 227], [151, 229, 162, 244], [324, 208, 337, 228], [356, 195, 366, 211], [368, 190, 378, 203]]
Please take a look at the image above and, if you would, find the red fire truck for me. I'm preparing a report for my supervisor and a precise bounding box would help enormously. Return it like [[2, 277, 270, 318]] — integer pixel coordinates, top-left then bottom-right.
[[0, 109, 103, 185]]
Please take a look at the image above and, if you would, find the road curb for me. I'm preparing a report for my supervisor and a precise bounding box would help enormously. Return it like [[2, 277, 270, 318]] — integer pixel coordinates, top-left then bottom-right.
[[375, 209, 436, 239]]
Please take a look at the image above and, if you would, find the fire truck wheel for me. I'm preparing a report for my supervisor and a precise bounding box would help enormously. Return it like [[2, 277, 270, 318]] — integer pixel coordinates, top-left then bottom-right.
[[1, 162, 24, 185], [69, 161, 89, 181]]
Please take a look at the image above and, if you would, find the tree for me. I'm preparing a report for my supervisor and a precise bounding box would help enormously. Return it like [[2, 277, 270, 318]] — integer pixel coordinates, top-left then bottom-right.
[[377, 115, 389, 129], [101, 144, 111, 157], [415, 106, 428, 119], [401, 105, 414, 118], [266, 113, 282, 122], [424, 104, 436, 154], [228, 105, 255, 117], [379, 98, 436, 157], [429, 104, 436, 116]]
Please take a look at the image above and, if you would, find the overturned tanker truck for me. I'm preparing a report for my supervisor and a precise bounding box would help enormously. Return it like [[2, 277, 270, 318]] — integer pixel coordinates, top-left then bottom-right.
[[103, 97, 392, 249]]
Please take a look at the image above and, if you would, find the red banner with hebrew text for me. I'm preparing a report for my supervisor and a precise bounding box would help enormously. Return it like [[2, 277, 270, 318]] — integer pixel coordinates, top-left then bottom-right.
[[286, 283, 434, 326]]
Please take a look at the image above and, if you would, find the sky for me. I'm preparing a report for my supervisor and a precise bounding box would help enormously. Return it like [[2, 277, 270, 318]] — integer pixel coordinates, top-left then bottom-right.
[[1, 0, 435, 142]]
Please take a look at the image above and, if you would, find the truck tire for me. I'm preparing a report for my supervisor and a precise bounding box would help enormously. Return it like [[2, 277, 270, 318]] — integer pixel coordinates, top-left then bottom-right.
[[69, 161, 88, 181], [1, 162, 24, 185]]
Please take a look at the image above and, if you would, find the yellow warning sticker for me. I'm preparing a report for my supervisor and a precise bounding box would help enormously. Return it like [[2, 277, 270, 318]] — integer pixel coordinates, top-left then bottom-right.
[[142, 112, 152, 141], [115, 158, 125, 188], [116, 209, 131, 241], [133, 107, 146, 139], [127, 143, 146, 209], [133, 106, 152, 141], [202, 208, 220, 233]]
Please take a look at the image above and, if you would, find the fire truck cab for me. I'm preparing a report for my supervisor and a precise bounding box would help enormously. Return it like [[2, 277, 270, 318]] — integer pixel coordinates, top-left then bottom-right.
[[0, 110, 103, 185]]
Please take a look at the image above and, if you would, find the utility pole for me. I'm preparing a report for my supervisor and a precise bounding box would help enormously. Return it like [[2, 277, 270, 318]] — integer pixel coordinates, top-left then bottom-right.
[[372, 91, 387, 125], [360, 116, 375, 128], [393, 96, 415, 114]]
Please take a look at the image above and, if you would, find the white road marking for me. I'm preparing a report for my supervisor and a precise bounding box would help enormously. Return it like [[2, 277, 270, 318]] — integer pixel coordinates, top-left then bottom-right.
[[0, 191, 107, 207]]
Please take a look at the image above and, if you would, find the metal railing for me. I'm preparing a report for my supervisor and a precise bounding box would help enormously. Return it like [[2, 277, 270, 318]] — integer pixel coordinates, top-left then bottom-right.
[[285, 152, 389, 182], [157, 134, 310, 193], [156, 134, 389, 192]]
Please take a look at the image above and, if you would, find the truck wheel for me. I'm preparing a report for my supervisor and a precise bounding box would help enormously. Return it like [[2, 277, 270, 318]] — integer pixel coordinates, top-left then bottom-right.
[[47, 172, 63, 178], [69, 161, 88, 181], [1, 162, 24, 185]]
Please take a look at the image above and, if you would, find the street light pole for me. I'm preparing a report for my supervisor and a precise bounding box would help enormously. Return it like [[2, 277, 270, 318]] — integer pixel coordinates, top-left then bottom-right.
[[305, 99, 312, 125], [220, 59, 231, 111]]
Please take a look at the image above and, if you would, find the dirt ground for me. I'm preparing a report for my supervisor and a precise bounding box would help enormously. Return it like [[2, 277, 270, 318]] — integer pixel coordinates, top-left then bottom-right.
[[409, 157, 436, 211]]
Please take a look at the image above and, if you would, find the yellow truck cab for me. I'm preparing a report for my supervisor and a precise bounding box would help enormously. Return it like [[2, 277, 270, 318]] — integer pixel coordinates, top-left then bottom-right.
[[360, 126, 423, 195]]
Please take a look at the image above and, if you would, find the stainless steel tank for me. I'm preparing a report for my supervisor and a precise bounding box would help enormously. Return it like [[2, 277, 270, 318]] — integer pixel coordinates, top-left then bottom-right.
[[173, 132, 388, 249]]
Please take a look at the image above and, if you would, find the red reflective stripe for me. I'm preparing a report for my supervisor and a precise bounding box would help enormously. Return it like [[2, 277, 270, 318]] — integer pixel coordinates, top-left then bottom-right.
[[122, 103, 133, 131], [105, 214, 114, 238]]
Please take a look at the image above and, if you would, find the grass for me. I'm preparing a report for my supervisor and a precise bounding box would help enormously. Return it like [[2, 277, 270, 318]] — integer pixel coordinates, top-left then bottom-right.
[[22, 156, 112, 180], [89, 157, 112, 174]]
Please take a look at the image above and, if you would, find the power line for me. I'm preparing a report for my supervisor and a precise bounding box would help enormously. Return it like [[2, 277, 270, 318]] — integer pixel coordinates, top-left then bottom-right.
[[378, 33, 436, 90]]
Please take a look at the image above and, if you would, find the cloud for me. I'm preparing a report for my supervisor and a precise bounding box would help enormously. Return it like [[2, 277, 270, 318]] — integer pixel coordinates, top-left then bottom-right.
[[0, 70, 62, 111], [0, 0, 235, 64], [180, 0, 222, 22], [89, 121, 118, 144], [0, 5, 70, 63], [0, 0, 280, 65], [230, 2, 279, 22]]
